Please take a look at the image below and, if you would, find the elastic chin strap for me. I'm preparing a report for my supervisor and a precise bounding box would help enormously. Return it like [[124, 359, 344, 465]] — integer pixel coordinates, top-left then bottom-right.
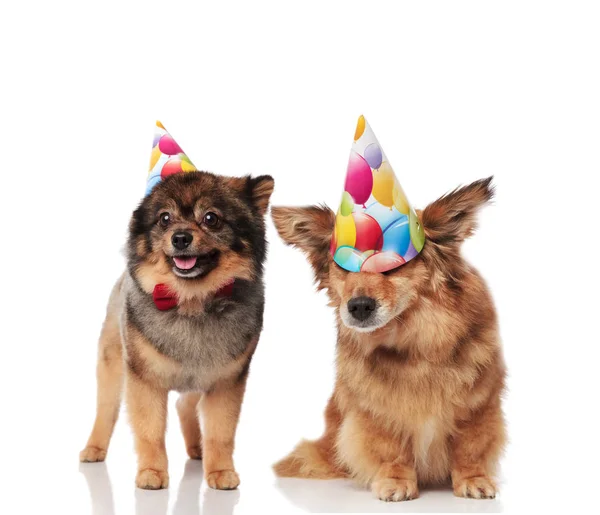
[[152, 279, 235, 311]]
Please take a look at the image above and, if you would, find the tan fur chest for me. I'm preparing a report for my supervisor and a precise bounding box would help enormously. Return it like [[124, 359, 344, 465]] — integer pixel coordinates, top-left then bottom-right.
[[336, 344, 470, 482], [339, 345, 466, 424]]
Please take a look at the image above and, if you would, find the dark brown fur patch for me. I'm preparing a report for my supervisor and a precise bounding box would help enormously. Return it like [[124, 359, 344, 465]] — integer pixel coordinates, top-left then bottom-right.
[[246, 175, 275, 216]]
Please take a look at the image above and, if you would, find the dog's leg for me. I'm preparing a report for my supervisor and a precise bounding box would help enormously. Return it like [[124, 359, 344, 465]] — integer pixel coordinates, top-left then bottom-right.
[[371, 462, 419, 502], [337, 410, 418, 502], [80, 312, 123, 463], [274, 393, 348, 479], [450, 397, 505, 499], [126, 371, 170, 489], [199, 380, 245, 490], [176, 392, 202, 460]]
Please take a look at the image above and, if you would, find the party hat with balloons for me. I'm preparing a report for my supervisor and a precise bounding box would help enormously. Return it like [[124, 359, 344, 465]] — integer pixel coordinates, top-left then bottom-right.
[[330, 116, 425, 273], [146, 121, 198, 195]]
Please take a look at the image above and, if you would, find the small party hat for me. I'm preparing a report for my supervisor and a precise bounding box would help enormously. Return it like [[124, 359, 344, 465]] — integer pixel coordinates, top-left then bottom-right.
[[146, 121, 198, 195], [330, 116, 425, 273]]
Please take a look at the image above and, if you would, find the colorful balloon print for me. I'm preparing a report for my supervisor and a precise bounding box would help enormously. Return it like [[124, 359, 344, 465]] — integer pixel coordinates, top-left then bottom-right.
[[409, 209, 425, 252], [335, 212, 356, 248], [345, 152, 373, 206], [330, 116, 426, 273], [161, 158, 183, 178], [354, 115, 366, 141], [340, 191, 354, 216], [353, 212, 383, 252], [371, 161, 395, 207], [146, 175, 162, 195], [361, 251, 406, 273], [149, 145, 161, 171], [334, 246, 365, 273], [403, 241, 418, 261], [364, 143, 383, 169], [145, 121, 198, 195], [361, 250, 376, 260], [181, 159, 197, 172], [366, 203, 405, 232], [158, 134, 183, 155], [179, 153, 193, 165], [392, 180, 410, 215], [381, 218, 410, 256]]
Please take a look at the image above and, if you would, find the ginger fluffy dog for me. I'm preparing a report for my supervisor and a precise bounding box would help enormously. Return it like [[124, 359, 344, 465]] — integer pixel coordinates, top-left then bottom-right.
[[271, 177, 506, 501], [80, 171, 274, 490]]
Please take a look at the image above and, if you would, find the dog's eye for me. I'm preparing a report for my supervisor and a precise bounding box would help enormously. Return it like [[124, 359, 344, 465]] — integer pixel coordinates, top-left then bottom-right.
[[159, 212, 171, 227], [203, 212, 220, 228]]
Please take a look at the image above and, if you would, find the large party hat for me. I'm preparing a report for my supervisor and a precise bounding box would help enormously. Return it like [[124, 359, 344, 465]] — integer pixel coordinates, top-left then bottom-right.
[[330, 116, 425, 273], [146, 121, 198, 195]]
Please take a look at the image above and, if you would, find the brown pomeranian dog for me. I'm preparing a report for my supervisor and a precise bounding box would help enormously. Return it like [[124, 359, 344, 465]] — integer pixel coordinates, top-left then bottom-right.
[[80, 171, 274, 490], [271, 177, 506, 501]]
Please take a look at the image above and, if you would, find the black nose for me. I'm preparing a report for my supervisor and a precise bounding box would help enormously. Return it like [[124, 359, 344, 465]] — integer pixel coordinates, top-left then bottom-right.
[[347, 296, 377, 321], [171, 232, 193, 250]]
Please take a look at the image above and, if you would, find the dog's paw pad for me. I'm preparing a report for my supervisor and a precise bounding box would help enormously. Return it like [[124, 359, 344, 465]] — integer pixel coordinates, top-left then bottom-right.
[[372, 478, 418, 502], [187, 446, 202, 460], [454, 476, 496, 499], [136, 469, 169, 490], [79, 446, 107, 463], [206, 469, 240, 490]]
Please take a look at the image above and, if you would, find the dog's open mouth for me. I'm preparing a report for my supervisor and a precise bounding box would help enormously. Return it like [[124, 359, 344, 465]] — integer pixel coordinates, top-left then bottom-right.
[[173, 256, 198, 270], [169, 250, 219, 279]]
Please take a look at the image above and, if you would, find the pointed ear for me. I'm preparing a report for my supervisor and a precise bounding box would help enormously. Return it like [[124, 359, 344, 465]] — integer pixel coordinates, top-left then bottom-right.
[[421, 176, 494, 246], [271, 205, 335, 285], [246, 175, 275, 216]]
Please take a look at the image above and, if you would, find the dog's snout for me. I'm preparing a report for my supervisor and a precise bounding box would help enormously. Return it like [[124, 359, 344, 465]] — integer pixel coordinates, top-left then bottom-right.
[[347, 296, 377, 321], [171, 232, 193, 250]]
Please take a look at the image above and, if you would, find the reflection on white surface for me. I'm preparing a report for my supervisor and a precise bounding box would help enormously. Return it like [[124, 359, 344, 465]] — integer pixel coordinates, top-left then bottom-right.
[[135, 487, 170, 515], [275, 478, 503, 513], [79, 459, 502, 514], [172, 460, 202, 515], [80, 459, 241, 515], [202, 486, 240, 515], [79, 462, 116, 515]]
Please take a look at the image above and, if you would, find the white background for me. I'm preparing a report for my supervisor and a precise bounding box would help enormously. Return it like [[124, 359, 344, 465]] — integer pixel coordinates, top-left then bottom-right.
[[1, 1, 599, 513]]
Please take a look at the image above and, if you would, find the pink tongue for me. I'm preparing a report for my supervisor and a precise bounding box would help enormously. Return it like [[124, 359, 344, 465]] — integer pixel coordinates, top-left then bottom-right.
[[173, 256, 198, 270]]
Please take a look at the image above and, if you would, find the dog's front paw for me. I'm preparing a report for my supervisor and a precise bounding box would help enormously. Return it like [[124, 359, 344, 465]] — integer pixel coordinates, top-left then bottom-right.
[[453, 476, 496, 499], [206, 469, 240, 490], [136, 468, 169, 490], [79, 446, 107, 463], [186, 445, 202, 460], [372, 478, 419, 502]]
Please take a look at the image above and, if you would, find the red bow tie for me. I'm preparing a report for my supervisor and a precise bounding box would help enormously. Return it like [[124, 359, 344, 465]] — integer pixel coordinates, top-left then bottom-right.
[[152, 280, 235, 311]]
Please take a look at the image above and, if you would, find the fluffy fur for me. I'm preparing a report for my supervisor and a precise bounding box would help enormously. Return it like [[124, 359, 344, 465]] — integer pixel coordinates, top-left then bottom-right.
[[80, 171, 274, 490], [271, 177, 506, 501]]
